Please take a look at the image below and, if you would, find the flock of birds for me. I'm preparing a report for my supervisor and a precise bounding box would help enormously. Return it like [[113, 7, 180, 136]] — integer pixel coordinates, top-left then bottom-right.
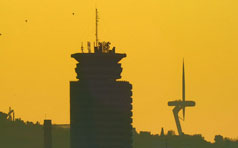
[[0, 13, 76, 36]]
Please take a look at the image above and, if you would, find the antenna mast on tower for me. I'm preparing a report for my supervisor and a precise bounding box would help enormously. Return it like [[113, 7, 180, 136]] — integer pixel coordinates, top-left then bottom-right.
[[96, 9, 99, 47]]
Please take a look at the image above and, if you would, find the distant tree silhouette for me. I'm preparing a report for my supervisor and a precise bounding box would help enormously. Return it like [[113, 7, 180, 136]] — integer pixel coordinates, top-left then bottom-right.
[[0, 113, 69, 148], [167, 130, 175, 136], [215, 135, 224, 144]]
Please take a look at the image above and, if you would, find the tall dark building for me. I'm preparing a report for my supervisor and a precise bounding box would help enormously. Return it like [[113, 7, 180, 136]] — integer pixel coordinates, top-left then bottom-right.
[[70, 42, 133, 148]]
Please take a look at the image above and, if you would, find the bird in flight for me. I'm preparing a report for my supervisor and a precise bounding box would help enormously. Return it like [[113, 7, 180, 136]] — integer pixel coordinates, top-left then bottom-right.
[[25, 20, 28, 23], [72, 13, 75, 15]]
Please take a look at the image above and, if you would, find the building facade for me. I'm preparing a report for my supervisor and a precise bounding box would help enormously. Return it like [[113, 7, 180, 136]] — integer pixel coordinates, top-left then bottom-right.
[[70, 43, 133, 148]]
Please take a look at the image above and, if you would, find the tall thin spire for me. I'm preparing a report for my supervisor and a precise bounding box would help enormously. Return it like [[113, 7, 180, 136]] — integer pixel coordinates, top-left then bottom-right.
[[168, 59, 196, 135], [182, 59, 185, 120], [182, 59, 185, 101], [96, 8, 99, 47]]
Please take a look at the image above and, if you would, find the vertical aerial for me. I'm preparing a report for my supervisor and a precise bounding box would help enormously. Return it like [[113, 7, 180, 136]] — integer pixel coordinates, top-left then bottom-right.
[[96, 9, 99, 47], [182, 59, 185, 120], [70, 9, 133, 148]]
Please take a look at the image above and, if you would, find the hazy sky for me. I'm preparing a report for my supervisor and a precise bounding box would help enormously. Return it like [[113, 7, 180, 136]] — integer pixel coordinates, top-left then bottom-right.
[[1, 0, 238, 141]]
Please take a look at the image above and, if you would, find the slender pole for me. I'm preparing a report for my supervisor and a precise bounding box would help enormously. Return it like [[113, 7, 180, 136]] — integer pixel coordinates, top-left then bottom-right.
[[182, 59, 185, 102], [182, 59, 186, 120], [96, 9, 99, 47]]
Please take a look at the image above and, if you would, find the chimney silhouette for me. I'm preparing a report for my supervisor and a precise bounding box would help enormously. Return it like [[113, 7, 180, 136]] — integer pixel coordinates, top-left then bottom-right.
[[43, 120, 52, 148]]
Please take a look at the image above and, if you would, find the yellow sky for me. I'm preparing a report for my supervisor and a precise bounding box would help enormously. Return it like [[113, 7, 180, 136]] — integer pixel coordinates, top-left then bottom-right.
[[1, 0, 238, 141]]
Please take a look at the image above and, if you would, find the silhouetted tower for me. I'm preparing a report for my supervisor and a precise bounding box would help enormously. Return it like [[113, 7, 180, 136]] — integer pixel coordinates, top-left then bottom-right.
[[70, 9, 133, 148], [43, 120, 52, 148], [168, 60, 196, 135]]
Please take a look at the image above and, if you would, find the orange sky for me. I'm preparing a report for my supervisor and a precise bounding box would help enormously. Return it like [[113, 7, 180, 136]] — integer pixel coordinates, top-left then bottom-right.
[[1, 0, 238, 141]]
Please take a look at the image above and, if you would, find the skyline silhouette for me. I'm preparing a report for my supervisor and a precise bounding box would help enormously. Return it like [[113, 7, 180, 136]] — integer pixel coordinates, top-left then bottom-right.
[[1, 0, 238, 141], [1, 115, 238, 148]]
